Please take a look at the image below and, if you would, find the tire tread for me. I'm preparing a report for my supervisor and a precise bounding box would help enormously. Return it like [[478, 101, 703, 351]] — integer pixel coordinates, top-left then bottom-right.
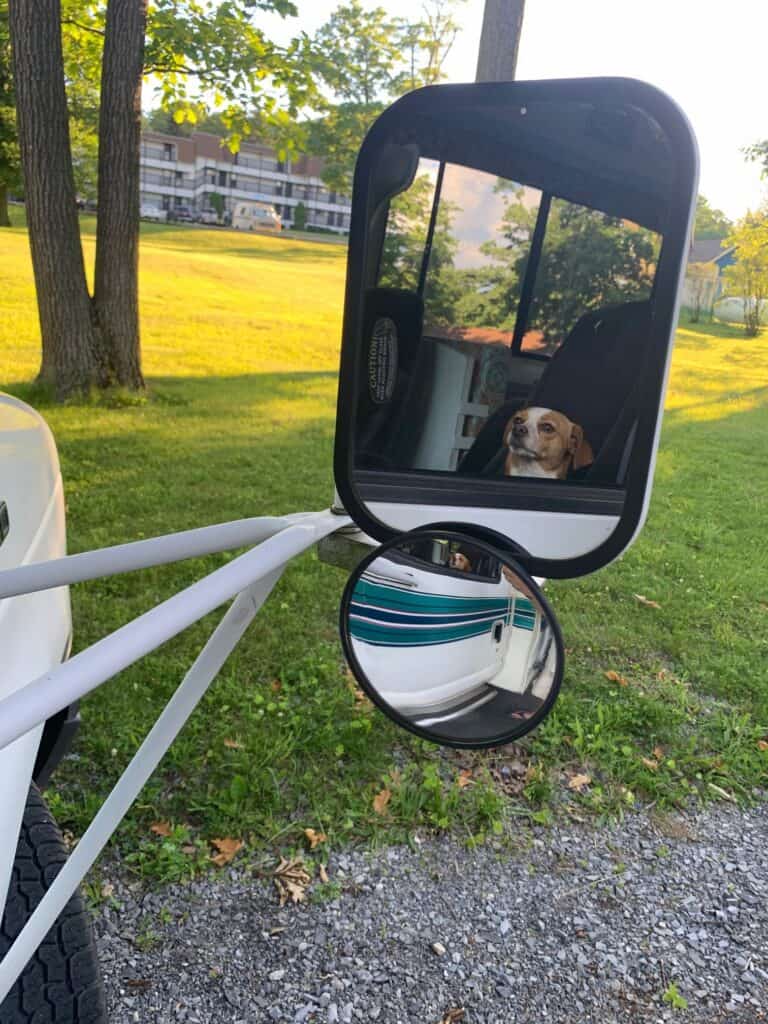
[[0, 786, 106, 1023]]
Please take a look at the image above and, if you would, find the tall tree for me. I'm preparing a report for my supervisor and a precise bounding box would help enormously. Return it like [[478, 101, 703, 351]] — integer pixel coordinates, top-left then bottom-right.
[[0, 0, 20, 226], [694, 195, 732, 241], [309, 0, 465, 196], [743, 138, 768, 179], [93, 0, 147, 389], [10, 0, 314, 398], [9, 0, 105, 395], [723, 211, 768, 337], [396, 0, 466, 92]]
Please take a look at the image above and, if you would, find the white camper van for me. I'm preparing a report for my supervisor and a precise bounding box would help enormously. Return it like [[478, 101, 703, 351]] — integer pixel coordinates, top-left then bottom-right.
[[232, 201, 282, 233]]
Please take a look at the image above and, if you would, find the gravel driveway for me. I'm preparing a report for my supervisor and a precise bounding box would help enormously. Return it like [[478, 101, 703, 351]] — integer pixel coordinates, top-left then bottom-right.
[[96, 803, 767, 1024]]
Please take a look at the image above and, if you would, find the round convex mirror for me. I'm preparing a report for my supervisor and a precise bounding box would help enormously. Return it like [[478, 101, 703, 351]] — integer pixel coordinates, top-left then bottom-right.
[[340, 529, 564, 748]]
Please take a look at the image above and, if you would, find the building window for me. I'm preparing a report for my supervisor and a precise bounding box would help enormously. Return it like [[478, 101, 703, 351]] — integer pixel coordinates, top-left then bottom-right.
[[163, 143, 175, 161], [175, 170, 183, 181], [329, 191, 337, 205], [284, 182, 293, 198], [218, 170, 227, 187]]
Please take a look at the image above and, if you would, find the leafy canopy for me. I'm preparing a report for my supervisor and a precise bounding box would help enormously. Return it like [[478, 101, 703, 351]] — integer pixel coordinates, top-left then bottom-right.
[[694, 195, 732, 241], [308, 0, 466, 195], [724, 210, 768, 336]]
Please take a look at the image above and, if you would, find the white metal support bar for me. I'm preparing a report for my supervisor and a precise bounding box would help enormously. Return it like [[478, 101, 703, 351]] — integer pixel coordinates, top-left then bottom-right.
[[0, 571, 283, 1003], [0, 512, 320, 600], [0, 511, 346, 755]]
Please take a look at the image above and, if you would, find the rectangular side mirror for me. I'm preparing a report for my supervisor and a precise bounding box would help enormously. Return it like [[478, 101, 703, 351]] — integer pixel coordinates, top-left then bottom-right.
[[334, 78, 698, 579]]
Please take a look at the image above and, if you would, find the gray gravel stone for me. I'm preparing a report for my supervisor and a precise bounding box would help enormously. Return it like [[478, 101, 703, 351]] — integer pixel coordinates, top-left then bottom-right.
[[95, 802, 768, 1023]]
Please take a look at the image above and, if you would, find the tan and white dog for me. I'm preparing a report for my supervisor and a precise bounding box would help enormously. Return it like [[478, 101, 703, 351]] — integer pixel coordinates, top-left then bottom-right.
[[502, 406, 594, 480], [448, 552, 473, 573]]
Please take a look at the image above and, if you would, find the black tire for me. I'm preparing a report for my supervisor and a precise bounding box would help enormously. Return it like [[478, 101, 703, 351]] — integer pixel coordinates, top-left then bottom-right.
[[0, 785, 107, 1023]]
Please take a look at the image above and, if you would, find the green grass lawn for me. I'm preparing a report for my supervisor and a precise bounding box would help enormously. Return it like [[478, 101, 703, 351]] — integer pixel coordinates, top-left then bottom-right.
[[1, 216, 767, 881]]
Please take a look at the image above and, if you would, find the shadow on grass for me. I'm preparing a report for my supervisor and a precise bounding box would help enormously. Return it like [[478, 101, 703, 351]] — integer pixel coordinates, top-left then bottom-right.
[[676, 316, 755, 341], [5, 372, 340, 547], [145, 239, 347, 263], [664, 384, 768, 421]]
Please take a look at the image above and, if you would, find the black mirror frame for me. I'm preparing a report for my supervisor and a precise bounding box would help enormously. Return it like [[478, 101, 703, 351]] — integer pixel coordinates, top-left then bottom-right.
[[339, 526, 566, 750], [333, 77, 699, 580]]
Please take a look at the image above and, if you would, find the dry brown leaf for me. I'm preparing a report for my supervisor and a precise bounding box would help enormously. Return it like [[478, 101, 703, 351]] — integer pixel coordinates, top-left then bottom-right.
[[457, 769, 473, 789], [604, 670, 629, 687], [125, 979, 152, 992], [273, 858, 311, 906], [304, 827, 327, 849], [438, 1009, 465, 1024], [223, 738, 242, 749], [653, 745, 664, 760], [567, 772, 591, 792], [319, 863, 329, 884], [100, 882, 115, 899], [270, 679, 282, 693], [210, 837, 243, 867], [634, 593, 661, 610], [373, 787, 392, 815], [641, 757, 659, 771], [758, 739, 768, 752], [150, 821, 173, 837], [181, 844, 197, 855]]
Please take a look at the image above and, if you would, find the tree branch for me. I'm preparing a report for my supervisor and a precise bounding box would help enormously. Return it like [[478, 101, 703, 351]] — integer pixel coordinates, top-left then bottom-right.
[[61, 18, 105, 38]]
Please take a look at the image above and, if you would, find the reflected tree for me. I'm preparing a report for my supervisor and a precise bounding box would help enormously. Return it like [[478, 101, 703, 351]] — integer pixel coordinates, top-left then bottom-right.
[[465, 190, 659, 346], [377, 172, 461, 324]]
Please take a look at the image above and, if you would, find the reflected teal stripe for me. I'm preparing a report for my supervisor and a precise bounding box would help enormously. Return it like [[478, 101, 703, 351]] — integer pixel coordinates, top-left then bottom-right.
[[350, 617, 497, 646], [355, 577, 511, 615]]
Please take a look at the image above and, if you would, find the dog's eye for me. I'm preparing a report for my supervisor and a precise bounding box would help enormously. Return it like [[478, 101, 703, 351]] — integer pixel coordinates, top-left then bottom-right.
[[540, 423, 555, 433], [513, 416, 524, 424]]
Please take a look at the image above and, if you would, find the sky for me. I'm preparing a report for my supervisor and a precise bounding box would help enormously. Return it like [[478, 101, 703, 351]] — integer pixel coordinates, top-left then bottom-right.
[[259, 0, 768, 222]]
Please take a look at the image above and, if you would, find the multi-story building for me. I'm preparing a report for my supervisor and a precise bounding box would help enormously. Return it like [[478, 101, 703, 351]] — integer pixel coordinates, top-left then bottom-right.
[[139, 131, 351, 233]]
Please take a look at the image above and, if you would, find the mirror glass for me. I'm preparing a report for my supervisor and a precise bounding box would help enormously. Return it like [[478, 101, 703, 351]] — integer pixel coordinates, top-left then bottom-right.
[[340, 530, 563, 747], [370, 159, 661, 479], [336, 80, 698, 572]]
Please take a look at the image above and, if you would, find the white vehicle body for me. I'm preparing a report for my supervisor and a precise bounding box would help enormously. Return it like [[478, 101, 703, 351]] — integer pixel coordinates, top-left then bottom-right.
[[0, 395, 71, 918], [232, 201, 281, 232], [349, 553, 551, 717], [140, 203, 168, 223], [713, 296, 768, 326]]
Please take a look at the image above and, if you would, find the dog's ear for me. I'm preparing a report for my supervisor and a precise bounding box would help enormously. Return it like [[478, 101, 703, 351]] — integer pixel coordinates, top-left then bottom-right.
[[569, 422, 594, 470]]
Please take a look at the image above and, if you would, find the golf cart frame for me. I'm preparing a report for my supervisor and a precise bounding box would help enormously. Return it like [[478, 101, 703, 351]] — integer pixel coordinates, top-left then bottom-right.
[[0, 500, 352, 1001]]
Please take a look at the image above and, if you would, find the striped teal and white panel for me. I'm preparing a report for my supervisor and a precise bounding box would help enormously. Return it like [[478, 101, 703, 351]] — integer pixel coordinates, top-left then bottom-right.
[[349, 575, 536, 648]]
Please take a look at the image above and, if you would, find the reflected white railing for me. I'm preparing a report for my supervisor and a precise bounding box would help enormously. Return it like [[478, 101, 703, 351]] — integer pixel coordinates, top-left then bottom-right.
[[0, 508, 349, 1003]]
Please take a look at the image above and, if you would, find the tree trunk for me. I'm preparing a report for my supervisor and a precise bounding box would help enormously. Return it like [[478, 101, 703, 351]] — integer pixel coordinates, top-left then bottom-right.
[[93, 0, 147, 390], [475, 0, 525, 82], [0, 183, 10, 226], [8, 0, 103, 399]]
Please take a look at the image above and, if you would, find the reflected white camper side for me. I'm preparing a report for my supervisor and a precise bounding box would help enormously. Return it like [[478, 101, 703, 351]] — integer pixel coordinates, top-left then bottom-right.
[[348, 553, 543, 719]]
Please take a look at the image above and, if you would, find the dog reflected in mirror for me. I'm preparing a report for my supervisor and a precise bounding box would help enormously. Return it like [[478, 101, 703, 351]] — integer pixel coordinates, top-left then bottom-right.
[[448, 552, 473, 573], [502, 406, 594, 480]]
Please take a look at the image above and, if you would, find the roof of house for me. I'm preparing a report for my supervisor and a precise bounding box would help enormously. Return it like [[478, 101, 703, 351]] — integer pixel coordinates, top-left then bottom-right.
[[688, 238, 736, 265]]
